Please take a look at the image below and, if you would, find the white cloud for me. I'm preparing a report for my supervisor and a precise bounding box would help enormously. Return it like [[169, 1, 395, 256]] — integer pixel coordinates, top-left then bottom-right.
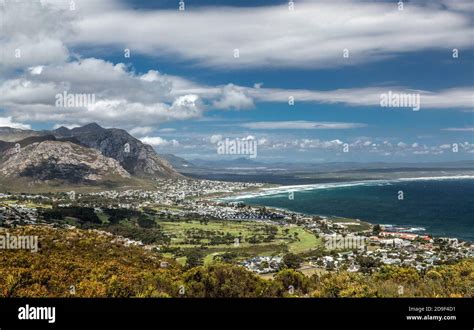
[[397, 142, 408, 148], [28, 66, 44, 75], [158, 128, 176, 133], [2, 65, 471, 130], [140, 136, 179, 147], [5, 0, 470, 72], [298, 139, 344, 149], [129, 126, 154, 136], [212, 84, 254, 110], [0, 0, 472, 132], [68, 0, 474, 69], [442, 127, 474, 131], [169, 94, 202, 118], [0, 60, 204, 127], [241, 121, 367, 130], [248, 86, 474, 110], [0, 117, 31, 130], [209, 134, 223, 144], [0, 1, 71, 72]]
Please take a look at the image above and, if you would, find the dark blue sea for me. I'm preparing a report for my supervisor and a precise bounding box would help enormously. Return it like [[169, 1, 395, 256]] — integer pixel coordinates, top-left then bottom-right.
[[228, 178, 474, 241]]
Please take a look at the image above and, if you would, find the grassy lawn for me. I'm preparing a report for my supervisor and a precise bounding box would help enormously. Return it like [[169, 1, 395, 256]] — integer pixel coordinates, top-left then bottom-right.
[[157, 219, 322, 263], [158, 219, 256, 235], [328, 216, 372, 232], [287, 227, 322, 253]]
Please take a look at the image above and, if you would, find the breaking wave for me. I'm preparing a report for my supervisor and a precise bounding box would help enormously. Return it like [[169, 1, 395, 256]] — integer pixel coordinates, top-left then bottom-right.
[[222, 175, 474, 200]]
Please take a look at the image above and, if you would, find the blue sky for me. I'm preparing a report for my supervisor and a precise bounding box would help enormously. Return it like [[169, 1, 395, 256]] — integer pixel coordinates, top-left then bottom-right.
[[0, 0, 473, 162]]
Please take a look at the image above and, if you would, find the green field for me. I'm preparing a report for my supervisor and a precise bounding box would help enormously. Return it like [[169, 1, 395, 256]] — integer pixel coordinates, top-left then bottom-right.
[[157, 219, 322, 264], [7, 199, 323, 266], [328, 216, 372, 232]]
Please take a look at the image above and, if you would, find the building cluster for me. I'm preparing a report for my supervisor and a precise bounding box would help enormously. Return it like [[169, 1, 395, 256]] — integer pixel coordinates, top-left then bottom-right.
[[0, 202, 38, 225], [295, 214, 474, 272], [241, 256, 283, 274], [1, 180, 473, 275]]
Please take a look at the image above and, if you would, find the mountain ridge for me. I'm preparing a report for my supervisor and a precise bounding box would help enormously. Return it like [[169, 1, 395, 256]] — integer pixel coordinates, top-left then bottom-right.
[[52, 124, 180, 178], [0, 123, 182, 191]]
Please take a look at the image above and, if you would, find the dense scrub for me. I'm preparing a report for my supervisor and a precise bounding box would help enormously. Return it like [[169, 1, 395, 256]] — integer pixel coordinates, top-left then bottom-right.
[[0, 226, 472, 298]]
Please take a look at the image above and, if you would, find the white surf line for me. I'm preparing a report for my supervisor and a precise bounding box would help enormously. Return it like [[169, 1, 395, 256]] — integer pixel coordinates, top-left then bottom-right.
[[221, 175, 474, 200]]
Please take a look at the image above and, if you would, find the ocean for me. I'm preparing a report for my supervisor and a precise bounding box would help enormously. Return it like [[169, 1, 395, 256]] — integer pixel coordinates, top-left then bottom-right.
[[225, 177, 474, 242]]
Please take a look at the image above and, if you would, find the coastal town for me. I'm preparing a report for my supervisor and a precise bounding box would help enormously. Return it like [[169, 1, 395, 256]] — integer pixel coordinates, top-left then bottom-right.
[[1, 178, 472, 276]]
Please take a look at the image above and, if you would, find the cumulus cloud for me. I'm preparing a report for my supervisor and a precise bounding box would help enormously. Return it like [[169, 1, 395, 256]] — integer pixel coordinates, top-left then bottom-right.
[[1, 60, 472, 130], [169, 94, 202, 118], [209, 134, 223, 144], [0, 0, 472, 133], [397, 142, 408, 148], [140, 136, 179, 147], [0, 0, 72, 72], [0, 117, 31, 130], [212, 84, 254, 110], [0, 59, 205, 127], [129, 126, 154, 136]]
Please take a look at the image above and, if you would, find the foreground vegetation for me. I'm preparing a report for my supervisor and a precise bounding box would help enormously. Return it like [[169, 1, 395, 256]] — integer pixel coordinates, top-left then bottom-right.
[[38, 206, 322, 266], [0, 226, 472, 298]]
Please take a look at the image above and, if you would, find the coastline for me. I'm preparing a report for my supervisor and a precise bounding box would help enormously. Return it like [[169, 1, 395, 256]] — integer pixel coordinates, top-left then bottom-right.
[[218, 175, 474, 200], [213, 175, 474, 242]]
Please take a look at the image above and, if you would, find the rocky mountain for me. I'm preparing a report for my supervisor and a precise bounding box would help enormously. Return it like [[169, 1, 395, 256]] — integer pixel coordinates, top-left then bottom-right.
[[0, 124, 182, 189], [52, 124, 180, 178], [0, 127, 42, 142], [1, 140, 130, 183]]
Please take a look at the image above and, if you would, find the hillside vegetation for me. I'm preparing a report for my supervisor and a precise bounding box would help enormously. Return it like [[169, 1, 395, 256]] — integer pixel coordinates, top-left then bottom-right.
[[0, 226, 472, 298]]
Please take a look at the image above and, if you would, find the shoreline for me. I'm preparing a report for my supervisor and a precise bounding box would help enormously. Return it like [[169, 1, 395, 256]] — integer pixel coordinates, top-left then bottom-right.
[[218, 175, 474, 200], [212, 175, 474, 242]]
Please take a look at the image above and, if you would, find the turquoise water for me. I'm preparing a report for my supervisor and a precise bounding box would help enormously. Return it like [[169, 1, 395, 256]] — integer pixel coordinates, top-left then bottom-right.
[[231, 179, 474, 241]]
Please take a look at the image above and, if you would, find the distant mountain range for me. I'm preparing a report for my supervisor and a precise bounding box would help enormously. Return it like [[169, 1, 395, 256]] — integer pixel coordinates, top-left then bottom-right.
[[0, 124, 181, 191], [161, 155, 474, 173], [1, 124, 473, 190], [160, 155, 474, 184]]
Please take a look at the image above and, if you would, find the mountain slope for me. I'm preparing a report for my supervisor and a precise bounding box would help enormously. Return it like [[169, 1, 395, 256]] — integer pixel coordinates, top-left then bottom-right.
[[53, 124, 181, 178], [0, 127, 42, 142], [0, 140, 131, 184]]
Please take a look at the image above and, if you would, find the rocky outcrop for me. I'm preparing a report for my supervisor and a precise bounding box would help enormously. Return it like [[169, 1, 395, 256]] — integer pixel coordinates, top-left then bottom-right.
[[0, 141, 130, 183], [53, 123, 181, 178]]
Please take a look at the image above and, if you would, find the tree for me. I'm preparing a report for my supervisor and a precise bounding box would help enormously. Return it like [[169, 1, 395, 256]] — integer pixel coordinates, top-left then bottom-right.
[[283, 253, 303, 269], [182, 263, 269, 298], [356, 255, 380, 274], [372, 224, 382, 235], [214, 252, 238, 263], [273, 269, 310, 296], [137, 216, 155, 228], [185, 250, 204, 269]]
